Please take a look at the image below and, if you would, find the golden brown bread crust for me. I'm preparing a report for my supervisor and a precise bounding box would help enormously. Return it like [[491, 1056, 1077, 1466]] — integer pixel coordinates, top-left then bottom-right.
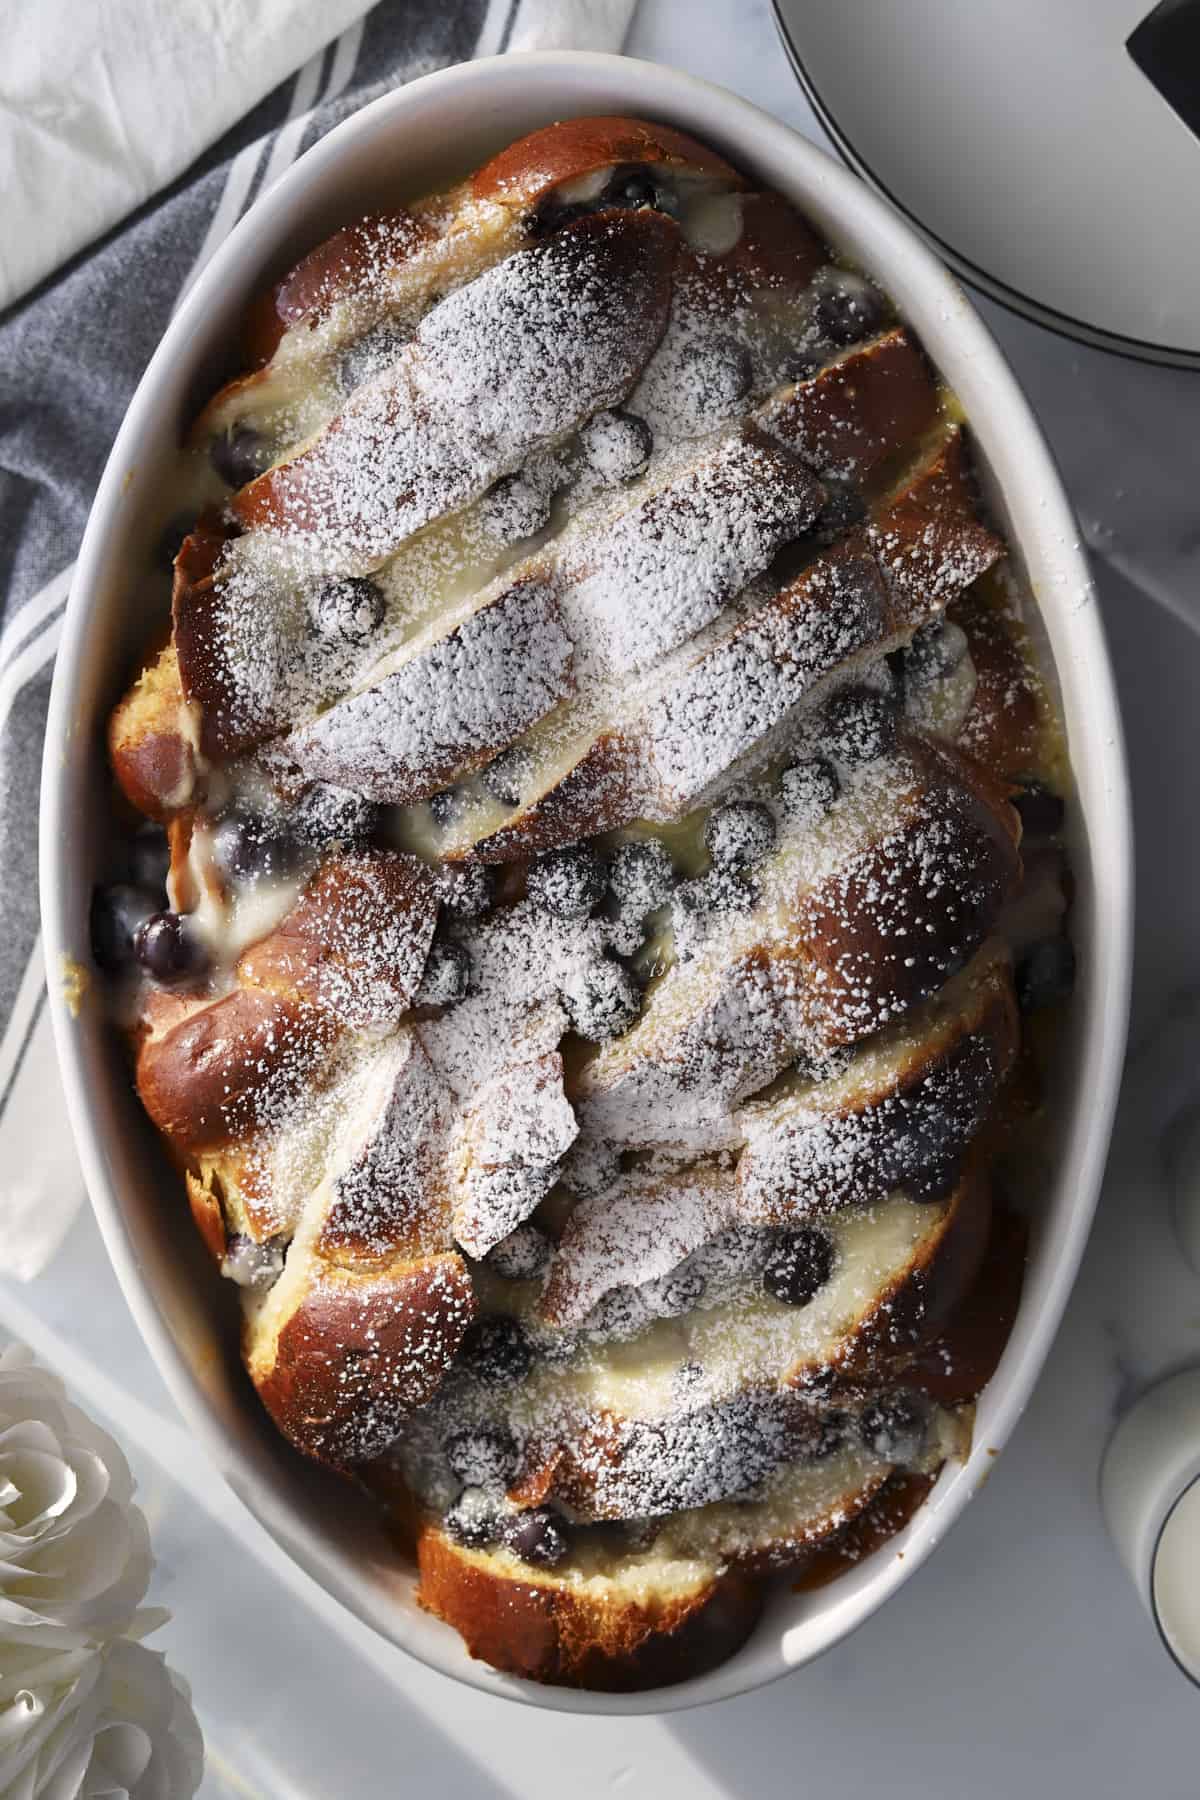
[[832, 1161, 992, 1381], [137, 987, 336, 1154], [796, 741, 1021, 1049], [185, 1167, 228, 1263], [107, 642, 196, 821], [736, 952, 1020, 1220], [690, 190, 824, 291], [870, 427, 1002, 608], [137, 851, 438, 1152], [415, 1527, 762, 1693], [236, 850, 438, 1024], [953, 584, 1045, 778], [243, 210, 433, 370], [760, 327, 940, 480], [469, 115, 747, 204], [249, 1252, 477, 1469], [171, 514, 249, 759], [227, 209, 681, 543]]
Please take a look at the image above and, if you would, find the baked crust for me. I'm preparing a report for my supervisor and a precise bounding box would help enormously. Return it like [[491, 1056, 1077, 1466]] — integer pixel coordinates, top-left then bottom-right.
[[95, 116, 1072, 1692]]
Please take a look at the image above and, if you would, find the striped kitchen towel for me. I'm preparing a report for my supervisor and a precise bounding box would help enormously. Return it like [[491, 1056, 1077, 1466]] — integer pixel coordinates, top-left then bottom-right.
[[0, 0, 636, 1277]]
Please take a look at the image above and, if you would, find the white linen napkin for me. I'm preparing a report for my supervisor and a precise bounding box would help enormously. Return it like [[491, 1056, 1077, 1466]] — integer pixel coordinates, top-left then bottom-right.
[[1, 0, 638, 315], [2, 0, 372, 311]]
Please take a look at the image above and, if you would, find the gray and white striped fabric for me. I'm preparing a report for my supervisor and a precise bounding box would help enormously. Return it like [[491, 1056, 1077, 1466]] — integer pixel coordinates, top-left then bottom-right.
[[0, 0, 634, 1275]]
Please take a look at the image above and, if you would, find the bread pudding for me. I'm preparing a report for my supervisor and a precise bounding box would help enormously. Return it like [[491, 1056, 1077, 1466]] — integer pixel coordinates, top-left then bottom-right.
[[93, 117, 1075, 1692]]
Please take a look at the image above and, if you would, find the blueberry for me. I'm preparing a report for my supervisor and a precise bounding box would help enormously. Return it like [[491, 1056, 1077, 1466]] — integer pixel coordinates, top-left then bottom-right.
[[1013, 780, 1065, 840], [779, 757, 840, 828], [479, 473, 552, 542], [435, 862, 496, 921], [337, 320, 409, 394], [807, 1410, 852, 1460], [132, 912, 208, 984], [526, 846, 606, 917], [605, 167, 663, 211], [813, 273, 888, 346], [525, 198, 591, 239], [210, 423, 269, 489], [563, 957, 641, 1042], [429, 788, 466, 828], [415, 940, 470, 1008], [762, 1227, 836, 1307], [906, 1157, 964, 1205], [823, 688, 897, 766], [290, 784, 379, 848], [606, 840, 676, 918], [445, 1425, 519, 1489], [211, 812, 298, 883], [90, 884, 159, 973], [704, 801, 777, 871], [578, 409, 653, 486], [128, 828, 170, 895], [1015, 937, 1076, 1013], [443, 1487, 502, 1549], [585, 1285, 652, 1341], [812, 484, 866, 547], [481, 747, 532, 809], [308, 575, 386, 645], [671, 869, 757, 953], [661, 1270, 705, 1315], [903, 618, 968, 688], [461, 1316, 533, 1386], [503, 1507, 570, 1568], [682, 336, 753, 415], [559, 1139, 622, 1201], [858, 1393, 927, 1462], [486, 1223, 553, 1281], [779, 348, 822, 384]]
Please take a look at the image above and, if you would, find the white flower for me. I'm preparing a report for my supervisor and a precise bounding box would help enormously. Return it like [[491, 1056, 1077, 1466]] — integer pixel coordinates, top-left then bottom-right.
[[0, 1636, 203, 1798], [0, 1346, 152, 1648], [0, 1346, 203, 1797]]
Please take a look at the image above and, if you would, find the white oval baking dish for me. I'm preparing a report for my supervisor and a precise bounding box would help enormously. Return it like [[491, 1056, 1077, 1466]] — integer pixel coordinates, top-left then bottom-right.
[[39, 51, 1132, 1714]]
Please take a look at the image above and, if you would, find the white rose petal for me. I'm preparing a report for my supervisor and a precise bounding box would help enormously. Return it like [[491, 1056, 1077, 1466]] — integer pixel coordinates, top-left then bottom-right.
[[0, 1346, 203, 1797], [0, 1639, 202, 1799], [0, 1350, 151, 1647]]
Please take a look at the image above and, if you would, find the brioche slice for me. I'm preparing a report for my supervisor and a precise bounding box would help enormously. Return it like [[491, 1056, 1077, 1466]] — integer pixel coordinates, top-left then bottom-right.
[[757, 326, 939, 482], [136, 850, 437, 1154], [195, 115, 746, 453], [952, 580, 1048, 779], [108, 641, 198, 820], [283, 572, 575, 804], [239, 1027, 474, 1467], [572, 735, 1020, 1149], [441, 422, 1001, 862], [409, 1427, 958, 1691], [734, 942, 1019, 1220], [450, 1052, 579, 1258], [531, 1169, 989, 1415], [228, 210, 679, 567], [280, 425, 818, 799]]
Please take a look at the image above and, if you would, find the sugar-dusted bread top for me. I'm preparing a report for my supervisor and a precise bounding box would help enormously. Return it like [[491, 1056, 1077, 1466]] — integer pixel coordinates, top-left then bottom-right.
[[93, 116, 1075, 1693]]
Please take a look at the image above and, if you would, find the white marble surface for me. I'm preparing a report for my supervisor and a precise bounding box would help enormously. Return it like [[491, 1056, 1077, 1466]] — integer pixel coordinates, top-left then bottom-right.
[[8, 2, 1200, 1792]]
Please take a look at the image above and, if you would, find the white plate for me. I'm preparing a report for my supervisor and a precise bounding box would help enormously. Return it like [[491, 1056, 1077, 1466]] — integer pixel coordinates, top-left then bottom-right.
[[39, 52, 1133, 1715]]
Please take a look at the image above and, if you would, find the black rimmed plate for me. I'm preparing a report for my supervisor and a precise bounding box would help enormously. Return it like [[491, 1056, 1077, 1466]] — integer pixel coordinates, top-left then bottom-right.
[[772, 0, 1200, 369]]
